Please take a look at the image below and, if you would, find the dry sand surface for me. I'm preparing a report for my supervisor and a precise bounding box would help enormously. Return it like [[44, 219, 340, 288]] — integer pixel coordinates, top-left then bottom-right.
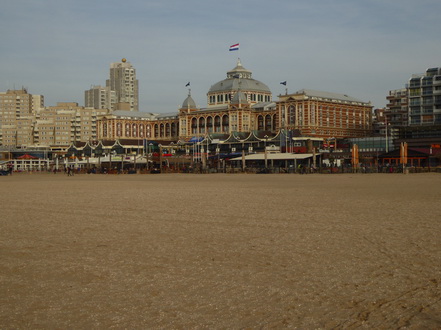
[[1, 172, 440, 329]]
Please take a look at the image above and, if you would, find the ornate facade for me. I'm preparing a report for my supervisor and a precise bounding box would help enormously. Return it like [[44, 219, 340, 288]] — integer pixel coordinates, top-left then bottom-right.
[[277, 90, 372, 138], [96, 59, 372, 142], [178, 59, 277, 138], [98, 111, 179, 141]]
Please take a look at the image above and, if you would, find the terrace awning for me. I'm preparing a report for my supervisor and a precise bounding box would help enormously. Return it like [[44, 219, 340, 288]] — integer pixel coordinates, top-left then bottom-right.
[[189, 136, 204, 143], [17, 154, 38, 159], [229, 153, 317, 161]]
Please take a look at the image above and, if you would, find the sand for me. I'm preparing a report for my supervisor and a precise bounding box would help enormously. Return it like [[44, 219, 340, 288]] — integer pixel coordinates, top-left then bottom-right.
[[1, 172, 440, 329]]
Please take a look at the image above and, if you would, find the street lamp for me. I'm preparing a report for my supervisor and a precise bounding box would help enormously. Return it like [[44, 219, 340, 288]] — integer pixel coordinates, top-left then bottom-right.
[[264, 135, 268, 169], [385, 122, 390, 153], [148, 143, 153, 170]]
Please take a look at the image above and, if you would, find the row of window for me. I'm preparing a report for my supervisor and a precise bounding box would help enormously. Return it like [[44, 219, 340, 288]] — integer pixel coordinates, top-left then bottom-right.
[[208, 93, 271, 104]]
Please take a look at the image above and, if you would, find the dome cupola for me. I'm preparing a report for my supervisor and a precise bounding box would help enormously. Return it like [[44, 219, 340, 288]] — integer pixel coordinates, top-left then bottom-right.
[[207, 59, 272, 108], [181, 91, 197, 110]]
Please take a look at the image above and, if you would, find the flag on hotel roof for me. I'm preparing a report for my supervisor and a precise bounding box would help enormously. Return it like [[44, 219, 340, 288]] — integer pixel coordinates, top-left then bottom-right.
[[229, 43, 239, 51]]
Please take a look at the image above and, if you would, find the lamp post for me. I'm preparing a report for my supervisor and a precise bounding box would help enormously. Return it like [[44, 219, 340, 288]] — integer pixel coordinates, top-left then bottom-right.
[[264, 135, 268, 169], [147, 143, 153, 170], [385, 122, 390, 153]]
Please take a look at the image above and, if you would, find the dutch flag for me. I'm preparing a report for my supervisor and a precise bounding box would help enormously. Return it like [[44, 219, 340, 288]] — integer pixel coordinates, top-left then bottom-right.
[[229, 43, 239, 51]]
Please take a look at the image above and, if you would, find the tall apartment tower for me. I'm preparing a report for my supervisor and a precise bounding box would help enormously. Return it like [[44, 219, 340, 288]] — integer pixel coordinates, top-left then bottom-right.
[[106, 59, 139, 111], [0, 89, 44, 146], [85, 85, 116, 110], [385, 88, 408, 127], [408, 67, 441, 125]]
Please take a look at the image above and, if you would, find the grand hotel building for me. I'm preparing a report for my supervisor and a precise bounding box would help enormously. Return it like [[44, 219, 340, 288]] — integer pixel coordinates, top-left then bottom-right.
[[97, 59, 372, 142]]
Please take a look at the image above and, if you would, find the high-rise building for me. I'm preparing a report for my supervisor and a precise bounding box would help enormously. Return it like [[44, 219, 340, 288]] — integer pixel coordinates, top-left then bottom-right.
[[85, 85, 116, 110], [385, 88, 408, 127], [408, 67, 441, 126], [106, 59, 139, 111], [0, 89, 43, 146]]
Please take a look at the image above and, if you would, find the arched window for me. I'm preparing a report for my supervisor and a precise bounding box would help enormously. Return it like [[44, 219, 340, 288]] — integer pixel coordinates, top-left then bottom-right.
[[265, 115, 272, 131], [160, 124, 165, 137], [165, 123, 170, 137], [214, 116, 221, 133], [103, 123, 108, 137], [222, 115, 229, 133], [191, 118, 197, 134], [206, 116, 213, 133], [199, 117, 205, 134], [116, 123, 122, 137], [154, 124, 159, 138], [125, 123, 131, 137], [132, 123, 137, 137], [257, 115, 264, 131], [139, 124, 144, 137]]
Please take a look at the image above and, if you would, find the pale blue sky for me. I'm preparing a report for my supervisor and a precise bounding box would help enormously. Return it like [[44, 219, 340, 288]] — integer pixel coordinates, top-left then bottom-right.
[[1, 0, 440, 112]]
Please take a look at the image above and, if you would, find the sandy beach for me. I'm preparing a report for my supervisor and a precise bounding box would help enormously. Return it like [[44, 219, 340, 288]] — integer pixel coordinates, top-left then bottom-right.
[[1, 172, 440, 328]]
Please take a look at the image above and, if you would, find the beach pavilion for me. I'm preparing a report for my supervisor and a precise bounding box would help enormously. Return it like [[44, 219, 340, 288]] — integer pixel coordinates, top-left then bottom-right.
[[229, 152, 320, 171]]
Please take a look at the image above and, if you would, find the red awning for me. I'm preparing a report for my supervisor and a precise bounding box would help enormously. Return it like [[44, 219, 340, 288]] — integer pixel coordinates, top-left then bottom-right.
[[17, 154, 38, 159]]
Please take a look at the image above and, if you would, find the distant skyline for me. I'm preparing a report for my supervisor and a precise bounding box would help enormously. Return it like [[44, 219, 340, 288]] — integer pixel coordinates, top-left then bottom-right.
[[1, 0, 440, 113]]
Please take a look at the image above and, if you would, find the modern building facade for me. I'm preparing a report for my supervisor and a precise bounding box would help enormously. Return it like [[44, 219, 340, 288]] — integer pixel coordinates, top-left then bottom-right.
[[1, 95, 109, 150], [35, 103, 109, 149], [85, 85, 116, 110], [85, 59, 139, 112], [0, 89, 44, 147], [385, 88, 408, 127], [106, 59, 139, 111], [408, 67, 441, 126]]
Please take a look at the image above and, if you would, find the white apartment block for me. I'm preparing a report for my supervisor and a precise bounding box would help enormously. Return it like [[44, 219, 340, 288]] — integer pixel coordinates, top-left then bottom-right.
[[1, 91, 109, 149], [85, 59, 139, 112], [0, 89, 43, 147], [85, 85, 116, 110], [408, 67, 441, 125], [106, 59, 139, 111], [35, 103, 109, 148]]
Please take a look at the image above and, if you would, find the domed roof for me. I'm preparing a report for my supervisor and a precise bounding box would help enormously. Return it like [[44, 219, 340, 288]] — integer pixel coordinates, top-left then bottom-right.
[[181, 92, 197, 109], [208, 59, 271, 94]]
